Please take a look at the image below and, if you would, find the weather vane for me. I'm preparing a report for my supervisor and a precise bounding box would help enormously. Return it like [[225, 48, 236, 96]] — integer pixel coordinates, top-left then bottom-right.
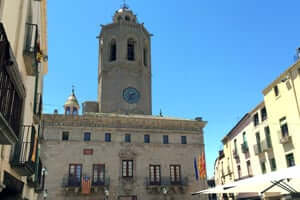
[[72, 85, 75, 94], [122, 0, 129, 9]]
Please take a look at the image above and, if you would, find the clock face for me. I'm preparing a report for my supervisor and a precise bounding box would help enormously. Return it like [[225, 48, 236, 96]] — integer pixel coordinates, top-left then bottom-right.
[[123, 87, 140, 104]]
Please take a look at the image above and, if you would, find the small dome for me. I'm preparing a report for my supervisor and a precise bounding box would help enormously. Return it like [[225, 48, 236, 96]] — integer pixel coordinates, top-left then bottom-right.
[[113, 4, 137, 23], [64, 88, 80, 115], [65, 94, 79, 107]]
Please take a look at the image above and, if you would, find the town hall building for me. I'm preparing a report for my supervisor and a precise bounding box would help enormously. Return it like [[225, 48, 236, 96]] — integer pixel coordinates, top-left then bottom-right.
[[40, 5, 207, 200]]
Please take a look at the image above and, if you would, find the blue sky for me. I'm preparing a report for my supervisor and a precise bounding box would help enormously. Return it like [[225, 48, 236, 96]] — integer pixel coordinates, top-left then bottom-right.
[[45, 0, 300, 177]]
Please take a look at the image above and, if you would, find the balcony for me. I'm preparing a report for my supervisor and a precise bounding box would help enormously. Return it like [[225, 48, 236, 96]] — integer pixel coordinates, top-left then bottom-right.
[[62, 175, 110, 193], [23, 23, 39, 76], [232, 149, 239, 158], [253, 143, 263, 155], [261, 140, 272, 151], [33, 93, 42, 124], [145, 177, 188, 193], [91, 177, 110, 192], [0, 23, 25, 145], [280, 135, 292, 144], [241, 142, 249, 153], [10, 125, 37, 176], [27, 158, 45, 193]]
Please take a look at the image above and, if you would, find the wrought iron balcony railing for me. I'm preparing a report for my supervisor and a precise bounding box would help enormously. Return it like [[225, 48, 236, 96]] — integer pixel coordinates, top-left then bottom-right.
[[145, 176, 189, 187], [0, 23, 24, 145], [62, 175, 81, 187], [10, 125, 37, 176], [92, 177, 110, 187]]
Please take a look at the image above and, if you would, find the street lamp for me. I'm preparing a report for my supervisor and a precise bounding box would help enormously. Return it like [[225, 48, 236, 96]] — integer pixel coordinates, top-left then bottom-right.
[[104, 188, 109, 200]]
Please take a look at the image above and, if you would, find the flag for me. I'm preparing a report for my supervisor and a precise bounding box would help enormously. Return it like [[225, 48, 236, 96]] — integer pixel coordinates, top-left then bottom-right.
[[81, 176, 91, 194], [199, 151, 207, 179], [194, 157, 199, 180]]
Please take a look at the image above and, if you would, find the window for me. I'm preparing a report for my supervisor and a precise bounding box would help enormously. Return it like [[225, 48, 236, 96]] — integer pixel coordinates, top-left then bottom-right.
[[92, 164, 105, 185], [246, 161, 252, 176], [233, 139, 237, 154], [144, 134, 150, 143], [253, 113, 259, 126], [260, 161, 266, 174], [62, 131, 69, 141], [69, 164, 82, 186], [265, 126, 272, 148], [72, 107, 78, 115], [237, 165, 241, 179], [125, 134, 131, 143], [110, 39, 116, 61], [105, 133, 111, 142], [127, 39, 135, 61], [125, 15, 130, 21], [286, 153, 295, 167], [274, 85, 279, 96], [270, 158, 277, 171], [255, 132, 261, 153], [181, 136, 187, 144], [122, 160, 133, 177], [143, 48, 148, 66], [261, 107, 267, 121], [149, 165, 161, 185], [84, 132, 91, 141], [65, 106, 70, 115], [280, 117, 289, 137], [163, 135, 169, 144], [170, 165, 181, 184]]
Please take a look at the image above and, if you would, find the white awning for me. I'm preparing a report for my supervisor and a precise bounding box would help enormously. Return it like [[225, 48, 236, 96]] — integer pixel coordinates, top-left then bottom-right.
[[192, 166, 300, 195]]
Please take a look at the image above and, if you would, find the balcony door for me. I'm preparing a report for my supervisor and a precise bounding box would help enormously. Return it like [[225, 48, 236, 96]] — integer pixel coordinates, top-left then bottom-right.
[[149, 165, 161, 185], [69, 164, 82, 186]]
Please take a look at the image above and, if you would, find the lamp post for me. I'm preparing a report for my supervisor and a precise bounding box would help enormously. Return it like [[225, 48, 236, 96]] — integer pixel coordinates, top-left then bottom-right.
[[104, 188, 109, 200]]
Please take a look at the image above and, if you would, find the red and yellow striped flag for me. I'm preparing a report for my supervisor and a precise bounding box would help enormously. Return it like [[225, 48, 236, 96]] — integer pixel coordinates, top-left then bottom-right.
[[199, 151, 207, 179], [81, 176, 91, 194]]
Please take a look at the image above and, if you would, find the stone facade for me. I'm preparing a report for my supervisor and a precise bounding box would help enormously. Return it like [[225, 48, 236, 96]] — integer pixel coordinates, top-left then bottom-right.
[[41, 113, 207, 200]]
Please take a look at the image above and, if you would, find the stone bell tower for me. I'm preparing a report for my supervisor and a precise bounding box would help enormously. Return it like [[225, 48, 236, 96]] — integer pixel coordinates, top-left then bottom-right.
[[97, 4, 152, 115]]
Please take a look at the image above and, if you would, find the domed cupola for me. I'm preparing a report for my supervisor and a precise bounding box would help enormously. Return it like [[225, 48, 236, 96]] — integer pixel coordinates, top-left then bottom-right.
[[113, 3, 137, 24], [64, 88, 80, 115]]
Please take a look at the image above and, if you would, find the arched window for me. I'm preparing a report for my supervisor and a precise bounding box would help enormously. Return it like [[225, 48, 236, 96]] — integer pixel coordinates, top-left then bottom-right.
[[72, 107, 78, 115], [117, 16, 122, 22], [125, 15, 130, 21], [65, 107, 70, 115], [127, 39, 135, 61], [143, 48, 148, 66], [110, 39, 117, 61]]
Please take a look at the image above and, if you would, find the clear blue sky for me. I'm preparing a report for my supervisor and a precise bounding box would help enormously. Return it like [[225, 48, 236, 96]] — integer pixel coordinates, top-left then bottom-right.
[[44, 0, 300, 177]]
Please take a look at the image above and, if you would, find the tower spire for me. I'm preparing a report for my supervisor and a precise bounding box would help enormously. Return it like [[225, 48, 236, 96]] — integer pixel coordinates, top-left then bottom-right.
[[72, 85, 75, 95]]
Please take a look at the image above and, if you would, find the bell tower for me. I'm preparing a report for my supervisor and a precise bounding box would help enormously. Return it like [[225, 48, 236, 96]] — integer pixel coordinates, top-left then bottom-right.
[[97, 5, 152, 115]]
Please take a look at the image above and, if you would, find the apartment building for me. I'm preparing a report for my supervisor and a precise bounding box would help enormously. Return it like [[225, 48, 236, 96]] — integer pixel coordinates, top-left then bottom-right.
[[214, 58, 300, 200], [0, 0, 48, 199]]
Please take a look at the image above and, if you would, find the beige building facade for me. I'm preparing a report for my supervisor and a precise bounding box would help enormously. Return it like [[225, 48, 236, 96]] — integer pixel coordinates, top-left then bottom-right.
[[40, 4, 207, 200], [214, 59, 300, 200], [0, 0, 48, 199]]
